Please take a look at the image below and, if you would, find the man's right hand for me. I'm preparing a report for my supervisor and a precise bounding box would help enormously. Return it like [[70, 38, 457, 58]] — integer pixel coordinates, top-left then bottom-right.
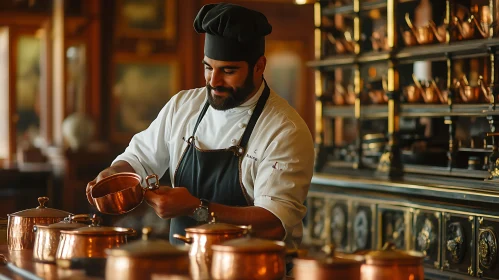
[[86, 160, 136, 205]]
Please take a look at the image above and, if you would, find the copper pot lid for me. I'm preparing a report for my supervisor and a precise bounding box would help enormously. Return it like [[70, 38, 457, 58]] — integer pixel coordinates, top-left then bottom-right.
[[107, 227, 188, 257], [212, 236, 286, 253], [364, 242, 424, 266], [293, 245, 364, 268], [185, 213, 247, 234], [34, 214, 91, 230], [8, 197, 71, 218], [60, 215, 134, 236]]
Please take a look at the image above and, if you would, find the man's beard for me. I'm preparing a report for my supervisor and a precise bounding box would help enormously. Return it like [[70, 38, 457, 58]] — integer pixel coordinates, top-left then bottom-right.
[[206, 73, 255, 111]]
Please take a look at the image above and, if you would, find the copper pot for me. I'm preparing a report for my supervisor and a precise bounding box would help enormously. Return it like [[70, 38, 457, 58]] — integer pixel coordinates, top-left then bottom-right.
[[55, 215, 135, 264], [7, 197, 71, 250], [105, 227, 190, 280], [360, 242, 424, 280], [87, 173, 159, 215], [454, 75, 482, 103], [454, 16, 476, 40], [293, 245, 364, 280], [403, 85, 423, 103], [211, 236, 287, 280], [405, 13, 434, 45], [32, 214, 91, 263], [173, 214, 248, 279]]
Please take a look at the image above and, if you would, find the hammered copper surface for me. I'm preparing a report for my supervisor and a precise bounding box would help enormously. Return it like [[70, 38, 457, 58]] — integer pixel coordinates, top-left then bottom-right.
[[8, 216, 65, 250], [211, 250, 286, 280], [56, 232, 128, 260], [105, 255, 190, 280], [33, 227, 60, 263]]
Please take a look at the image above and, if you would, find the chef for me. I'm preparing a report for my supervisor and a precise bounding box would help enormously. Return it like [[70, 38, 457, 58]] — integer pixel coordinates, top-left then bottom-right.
[[87, 3, 314, 251]]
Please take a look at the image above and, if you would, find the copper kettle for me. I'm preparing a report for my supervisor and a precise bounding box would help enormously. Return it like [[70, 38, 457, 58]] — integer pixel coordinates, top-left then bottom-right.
[[453, 15, 476, 40], [454, 75, 482, 103], [471, 4, 494, 38], [478, 75, 494, 103], [405, 13, 434, 45], [428, 20, 448, 43]]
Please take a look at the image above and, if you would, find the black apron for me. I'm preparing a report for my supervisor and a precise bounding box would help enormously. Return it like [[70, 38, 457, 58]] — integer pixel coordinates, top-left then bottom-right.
[[170, 81, 270, 244]]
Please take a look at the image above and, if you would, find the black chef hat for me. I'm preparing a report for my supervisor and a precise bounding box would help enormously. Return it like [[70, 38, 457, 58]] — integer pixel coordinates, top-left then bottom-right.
[[194, 3, 272, 62]]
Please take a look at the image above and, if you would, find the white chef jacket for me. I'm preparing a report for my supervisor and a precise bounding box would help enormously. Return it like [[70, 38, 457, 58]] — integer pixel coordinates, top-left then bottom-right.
[[113, 81, 315, 247]]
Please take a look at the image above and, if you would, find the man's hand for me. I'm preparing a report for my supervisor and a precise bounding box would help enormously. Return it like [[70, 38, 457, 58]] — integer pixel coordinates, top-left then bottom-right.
[[86, 161, 136, 205], [144, 186, 200, 219]]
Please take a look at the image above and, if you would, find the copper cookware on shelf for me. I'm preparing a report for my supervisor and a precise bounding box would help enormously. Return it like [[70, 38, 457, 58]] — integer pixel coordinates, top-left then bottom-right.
[[87, 172, 160, 215], [428, 20, 448, 43], [334, 83, 356, 106], [7, 197, 71, 251], [55, 215, 136, 265], [211, 235, 287, 280], [105, 227, 190, 280], [327, 31, 355, 54], [359, 242, 424, 280], [173, 214, 248, 279], [454, 15, 476, 40], [405, 13, 434, 45], [293, 245, 364, 280], [471, 4, 494, 38], [454, 75, 482, 103], [367, 78, 388, 104], [32, 214, 91, 263], [478, 75, 494, 103]]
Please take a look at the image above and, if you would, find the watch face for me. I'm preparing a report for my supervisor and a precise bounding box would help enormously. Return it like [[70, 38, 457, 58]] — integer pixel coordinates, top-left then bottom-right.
[[194, 207, 209, 222]]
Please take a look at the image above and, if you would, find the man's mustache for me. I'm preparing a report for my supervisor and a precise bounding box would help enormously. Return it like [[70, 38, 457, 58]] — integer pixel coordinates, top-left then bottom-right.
[[207, 84, 234, 94]]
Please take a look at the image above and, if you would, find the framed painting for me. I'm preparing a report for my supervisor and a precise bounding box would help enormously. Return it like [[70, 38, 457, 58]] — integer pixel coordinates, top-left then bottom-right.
[[110, 55, 179, 143], [115, 0, 177, 43]]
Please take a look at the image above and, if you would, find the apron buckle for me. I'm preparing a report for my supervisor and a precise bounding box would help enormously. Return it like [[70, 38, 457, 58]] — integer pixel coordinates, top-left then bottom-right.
[[229, 145, 245, 157]]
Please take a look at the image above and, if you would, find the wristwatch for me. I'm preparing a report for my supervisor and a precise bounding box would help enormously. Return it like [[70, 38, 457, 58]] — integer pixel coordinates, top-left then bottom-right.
[[192, 198, 210, 222]]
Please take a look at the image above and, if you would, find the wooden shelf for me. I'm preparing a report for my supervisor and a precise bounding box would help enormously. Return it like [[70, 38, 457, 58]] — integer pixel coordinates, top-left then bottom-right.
[[323, 105, 355, 118], [322, 4, 354, 16], [323, 104, 387, 119], [308, 38, 499, 69], [397, 38, 499, 63], [403, 164, 489, 179], [325, 160, 356, 169], [400, 104, 499, 117], [458, 147, 492, 153]]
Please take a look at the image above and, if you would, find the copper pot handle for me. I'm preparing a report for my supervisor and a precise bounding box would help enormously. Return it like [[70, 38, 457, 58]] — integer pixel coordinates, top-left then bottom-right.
[[86, 180, 96, 206], [70, 214, 92, 223], [145, 174, 160, 191], [173, 234, 193, 244]]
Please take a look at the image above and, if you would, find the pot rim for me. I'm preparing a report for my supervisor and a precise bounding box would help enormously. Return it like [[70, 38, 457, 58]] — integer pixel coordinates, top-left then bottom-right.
[[293, 256, 364, 268], [59, 226, 134, 235], [211, 238, 286, 253], [91, 172, 142, 199]]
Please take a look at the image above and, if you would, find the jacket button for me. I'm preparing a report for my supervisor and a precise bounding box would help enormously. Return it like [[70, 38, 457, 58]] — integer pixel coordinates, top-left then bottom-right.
[[231, 139, 237, 144], [247, 109, 253, 115], [238, 123, 246, 128]]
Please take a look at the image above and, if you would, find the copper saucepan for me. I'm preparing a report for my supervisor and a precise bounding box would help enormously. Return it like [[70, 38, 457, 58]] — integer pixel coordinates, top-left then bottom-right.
[[55, 215, 136, 265], [173, 214, 249, 280], [293, 244, 364, 280], [105, 227, 190, 280], [32, 214, 91, 263], [211, 236, 288, 280], [87, 173, 160, 215]]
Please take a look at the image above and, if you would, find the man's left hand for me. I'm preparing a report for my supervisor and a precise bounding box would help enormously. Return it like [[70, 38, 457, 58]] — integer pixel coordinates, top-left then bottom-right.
[[144, 186, 200, 219]]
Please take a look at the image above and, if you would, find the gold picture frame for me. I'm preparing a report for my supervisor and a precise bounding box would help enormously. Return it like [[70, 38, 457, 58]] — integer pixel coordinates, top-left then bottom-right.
[[115, 0, 177, 43]]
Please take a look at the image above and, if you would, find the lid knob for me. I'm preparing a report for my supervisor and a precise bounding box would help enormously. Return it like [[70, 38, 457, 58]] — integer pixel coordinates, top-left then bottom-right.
[[322, 244, 335, 257], [209, 212, 217, 224], [37, 197, 49, 209], [142, 227, 152, 241], [89, 214, 102, 227]]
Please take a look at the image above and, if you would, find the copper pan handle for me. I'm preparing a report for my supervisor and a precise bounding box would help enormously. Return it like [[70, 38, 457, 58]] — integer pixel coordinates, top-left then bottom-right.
[[86, 180, 96, 206], [173, 234, 193, 244], [70, 214, 92, 223], [145, 174, 160, 191]]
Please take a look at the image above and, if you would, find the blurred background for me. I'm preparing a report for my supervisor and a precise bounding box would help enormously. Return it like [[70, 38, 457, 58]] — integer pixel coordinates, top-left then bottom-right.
[[0, 0, 315, 235]]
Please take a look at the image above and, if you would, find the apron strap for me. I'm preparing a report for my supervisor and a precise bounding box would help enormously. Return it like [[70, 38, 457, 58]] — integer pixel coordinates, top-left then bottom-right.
[[239, 80, 270, 148], [192, 100, 211, 136]]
